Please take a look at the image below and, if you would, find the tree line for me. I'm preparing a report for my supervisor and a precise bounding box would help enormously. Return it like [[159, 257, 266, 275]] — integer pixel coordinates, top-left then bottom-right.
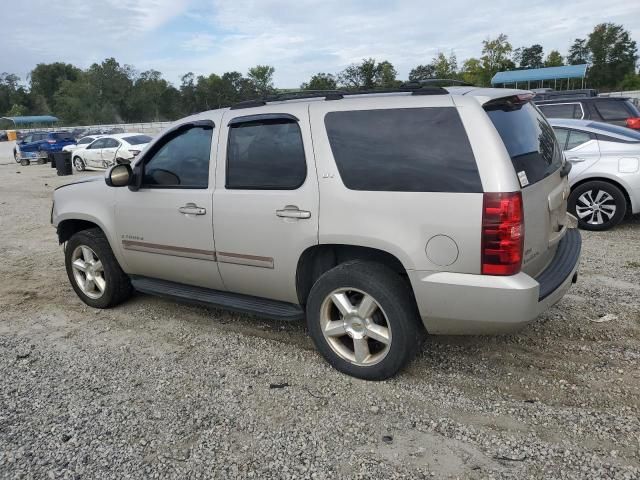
[[0, 22, 637, 126]]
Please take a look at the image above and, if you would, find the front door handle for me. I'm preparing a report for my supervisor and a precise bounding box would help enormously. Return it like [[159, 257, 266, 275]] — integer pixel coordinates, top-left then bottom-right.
[[179, 203, 206, 215], [276, 206, 311, 219], [567, 157, 586, 163]]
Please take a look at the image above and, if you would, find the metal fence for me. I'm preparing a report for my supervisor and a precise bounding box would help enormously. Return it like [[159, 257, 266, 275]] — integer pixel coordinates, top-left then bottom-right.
[[16, 121, 173, 136]]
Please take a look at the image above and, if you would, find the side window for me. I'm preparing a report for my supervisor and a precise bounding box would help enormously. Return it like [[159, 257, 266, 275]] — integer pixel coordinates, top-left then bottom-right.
[[553, 128, 569, 149], [142, 125, 213, 188], [538, 103, 581, 119], [103, 138, 120, 148], [325, 108, 482, 192], [89, 139, 107, 149], [594, 101, 631, 120], [566, 130, 592, 150], [78, 137, 93, 145], [226, 119, 307, 190], [23, 135, 32, 143]]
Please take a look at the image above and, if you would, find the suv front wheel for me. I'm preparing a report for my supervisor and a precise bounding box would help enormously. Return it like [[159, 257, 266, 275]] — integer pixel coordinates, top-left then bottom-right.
[[65, 228, 132, 308], [306, 261, 423, 380]]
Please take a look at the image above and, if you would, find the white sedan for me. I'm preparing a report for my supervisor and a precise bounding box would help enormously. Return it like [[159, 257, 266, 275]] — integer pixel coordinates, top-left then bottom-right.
[[63, 135, 104, 155], [72, 133, 152, 171]]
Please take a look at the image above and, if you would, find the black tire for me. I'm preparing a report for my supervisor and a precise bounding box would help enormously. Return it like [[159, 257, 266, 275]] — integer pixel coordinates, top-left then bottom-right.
[[14, 149, 19, 162], [20, 159, 30, 166], [73, 156, 85, 172], [306, 260, 423, 380], [569, 180, 626, 231], [65, 228, 132, 308]]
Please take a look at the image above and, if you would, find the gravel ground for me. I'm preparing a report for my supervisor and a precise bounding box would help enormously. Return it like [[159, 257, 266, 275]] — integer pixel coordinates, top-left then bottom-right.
[[0, 145, 639, 479]]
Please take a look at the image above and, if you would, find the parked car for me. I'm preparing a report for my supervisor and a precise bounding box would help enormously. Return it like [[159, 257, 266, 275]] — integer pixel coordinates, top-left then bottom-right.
[[0, 131, 7, 142], [52, 87, 581, 380], [62, 135, 103, 155], [71, 133, 152, 171], [535, 96, 640, 130], [14, 131, 76, 165], [549, 118, 640, 230]]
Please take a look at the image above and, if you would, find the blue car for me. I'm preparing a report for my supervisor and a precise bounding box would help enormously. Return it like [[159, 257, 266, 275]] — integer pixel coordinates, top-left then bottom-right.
[[14, 131, 76, 164]]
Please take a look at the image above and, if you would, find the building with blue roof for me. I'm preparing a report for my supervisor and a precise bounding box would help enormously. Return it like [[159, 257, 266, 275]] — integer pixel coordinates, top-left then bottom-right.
[[491, 64, 588, 90]]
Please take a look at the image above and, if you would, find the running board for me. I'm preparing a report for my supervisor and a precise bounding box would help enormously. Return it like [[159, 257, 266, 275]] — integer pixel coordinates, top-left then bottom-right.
[[130, 276, 305, 321]]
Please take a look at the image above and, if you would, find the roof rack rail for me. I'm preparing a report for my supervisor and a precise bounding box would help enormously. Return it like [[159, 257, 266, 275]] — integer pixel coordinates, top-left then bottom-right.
[[229, 85, 449, 110], [404, 79, 474, 87]]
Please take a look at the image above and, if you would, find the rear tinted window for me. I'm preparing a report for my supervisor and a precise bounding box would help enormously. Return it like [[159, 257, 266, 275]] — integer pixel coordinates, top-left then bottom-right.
[[486, 102, 562, 187], [123, 135, 151, 145], [538, 103, 582, 119], [324, 108, 481, 192], [594, 100, 632, 120], [50, 132, 73, 140]]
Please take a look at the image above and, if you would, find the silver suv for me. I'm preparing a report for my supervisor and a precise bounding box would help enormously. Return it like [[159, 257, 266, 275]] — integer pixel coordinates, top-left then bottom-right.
[[52, 86, 582, 380]]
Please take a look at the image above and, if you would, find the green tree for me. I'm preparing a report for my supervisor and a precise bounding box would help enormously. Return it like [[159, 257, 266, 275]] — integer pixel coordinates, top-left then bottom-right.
[[431, 52, 458, 78], [481, 34, 515, 82], [180, 72, 197, 116], [619, 72, 640, 90], [301, 73, 337, 90], [408, 64, 436, 81], [338, 58, 398, 89], [567, 38, 590, 65], [460, 58, 484, 85], [247, 65, 275, 97], [514, 44, 544, 69], [587, 23, 638, 89], [29, 62, 81, 112], [544, 50, 564, 67]]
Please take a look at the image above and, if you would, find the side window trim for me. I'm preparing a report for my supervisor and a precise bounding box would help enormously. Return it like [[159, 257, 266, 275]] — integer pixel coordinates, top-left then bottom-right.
[[137, 120, 215, 190], [228, 113, 299, 126]]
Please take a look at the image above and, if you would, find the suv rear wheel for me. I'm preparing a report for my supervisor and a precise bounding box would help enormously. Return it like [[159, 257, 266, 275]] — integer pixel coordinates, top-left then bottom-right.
[[569, 180, 626, 231], [65, 228, 132, 308], [306, 261, 423, 380]]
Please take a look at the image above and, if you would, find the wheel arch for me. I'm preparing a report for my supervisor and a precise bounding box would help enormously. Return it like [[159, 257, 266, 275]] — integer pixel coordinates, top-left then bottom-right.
[[570, 176, 633, 214], [296, 244, 411, 306], [57, 218, 105, 244]]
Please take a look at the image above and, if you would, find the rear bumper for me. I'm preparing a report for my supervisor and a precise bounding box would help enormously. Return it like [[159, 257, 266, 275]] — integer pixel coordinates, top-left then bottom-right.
[[409, 229, 581, 335]]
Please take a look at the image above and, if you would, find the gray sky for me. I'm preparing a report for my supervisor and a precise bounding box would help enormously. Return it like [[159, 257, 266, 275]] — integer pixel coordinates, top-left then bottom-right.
[[1, 0, 639, 87]]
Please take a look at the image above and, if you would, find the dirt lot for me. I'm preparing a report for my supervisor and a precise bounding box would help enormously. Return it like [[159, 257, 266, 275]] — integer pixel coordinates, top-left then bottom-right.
[[0, 145, 639, 479]]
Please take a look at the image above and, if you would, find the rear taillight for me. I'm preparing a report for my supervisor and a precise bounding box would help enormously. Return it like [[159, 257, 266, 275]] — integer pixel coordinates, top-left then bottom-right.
[[626, 117, 640, 130], [47, 139, 56, 144], [481, 192, 524, 276]]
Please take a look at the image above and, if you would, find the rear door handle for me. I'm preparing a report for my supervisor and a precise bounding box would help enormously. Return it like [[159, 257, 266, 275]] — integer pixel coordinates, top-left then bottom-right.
[[179, 203, 206, 215], [276, 206, 311, 219]]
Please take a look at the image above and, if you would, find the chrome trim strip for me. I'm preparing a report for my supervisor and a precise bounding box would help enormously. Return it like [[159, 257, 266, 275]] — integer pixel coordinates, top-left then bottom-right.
[[122, 240, 216, 262], [216, 251, 274, 269]]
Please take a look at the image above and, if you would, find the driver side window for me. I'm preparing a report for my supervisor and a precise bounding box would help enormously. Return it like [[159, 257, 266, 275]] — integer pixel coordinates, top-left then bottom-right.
[[89, 139, 107, 149], [141, 125, 213, 189]]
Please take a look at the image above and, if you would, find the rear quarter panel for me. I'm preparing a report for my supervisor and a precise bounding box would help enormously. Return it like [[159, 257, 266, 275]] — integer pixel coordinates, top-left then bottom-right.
[[309, 96, 487, 274]]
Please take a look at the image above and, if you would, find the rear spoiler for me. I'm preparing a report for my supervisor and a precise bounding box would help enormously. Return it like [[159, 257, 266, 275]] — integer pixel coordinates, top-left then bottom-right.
[[483, 93, 536, 111]]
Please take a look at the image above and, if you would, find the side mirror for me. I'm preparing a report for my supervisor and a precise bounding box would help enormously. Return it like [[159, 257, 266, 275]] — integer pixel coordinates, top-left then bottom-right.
[[105, 164, 132, 187]]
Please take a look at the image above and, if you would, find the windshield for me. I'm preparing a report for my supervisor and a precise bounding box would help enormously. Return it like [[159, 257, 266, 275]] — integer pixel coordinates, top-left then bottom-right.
[[485, 101, 563, 187], [588, 122, 640, 141], [123, 135, 151, 145]]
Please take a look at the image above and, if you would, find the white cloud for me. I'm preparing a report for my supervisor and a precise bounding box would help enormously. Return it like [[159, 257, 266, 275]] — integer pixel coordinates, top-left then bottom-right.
[[0, 0, 638, 86]]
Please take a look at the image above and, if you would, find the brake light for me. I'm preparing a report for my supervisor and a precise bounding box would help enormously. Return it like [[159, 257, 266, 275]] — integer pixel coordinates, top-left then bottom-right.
[[481, 192, 524, 276], [626, 117, 640, 130]]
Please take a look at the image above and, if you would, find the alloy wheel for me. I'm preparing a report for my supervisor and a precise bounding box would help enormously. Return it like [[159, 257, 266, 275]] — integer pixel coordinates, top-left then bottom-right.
[[71, 245, 106, 299], [575, 189, 617, 225], [319, 288, 392, 366]]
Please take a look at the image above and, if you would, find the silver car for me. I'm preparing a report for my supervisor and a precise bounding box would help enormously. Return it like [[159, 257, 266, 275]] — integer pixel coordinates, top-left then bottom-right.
[[550, 118, 640, 230], [52, 87, 581, 380]]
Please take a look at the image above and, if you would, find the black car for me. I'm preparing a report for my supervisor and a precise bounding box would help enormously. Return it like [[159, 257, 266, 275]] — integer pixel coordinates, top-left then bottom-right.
[[535, 96, 640, 131]]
